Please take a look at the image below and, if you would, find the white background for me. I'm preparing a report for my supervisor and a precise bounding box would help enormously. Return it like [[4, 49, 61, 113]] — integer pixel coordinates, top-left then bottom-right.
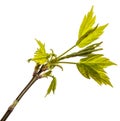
[[0, 0, 120, 121]]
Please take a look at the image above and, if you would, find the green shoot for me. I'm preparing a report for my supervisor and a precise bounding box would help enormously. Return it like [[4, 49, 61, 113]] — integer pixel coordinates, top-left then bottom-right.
[[0, 6, 116, 121]]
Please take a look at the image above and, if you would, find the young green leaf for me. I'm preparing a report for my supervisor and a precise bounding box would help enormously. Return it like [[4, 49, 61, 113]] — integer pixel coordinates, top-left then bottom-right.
[[28, 39, 49, 64], [78, 6, 96, 37], [77, 6, 108, 48], [76, 54, 116, 86], [45, 76, 57, 96], [78, 24, 108, 48]]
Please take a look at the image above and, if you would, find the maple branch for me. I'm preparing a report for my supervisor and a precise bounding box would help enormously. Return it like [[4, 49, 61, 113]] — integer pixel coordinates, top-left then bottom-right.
[[0, 6, 115, 121]]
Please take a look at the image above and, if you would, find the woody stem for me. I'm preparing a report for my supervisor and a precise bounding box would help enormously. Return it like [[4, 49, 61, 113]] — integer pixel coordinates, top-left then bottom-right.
[[0, 64, 49, 121], [0, 75, 39, 121]]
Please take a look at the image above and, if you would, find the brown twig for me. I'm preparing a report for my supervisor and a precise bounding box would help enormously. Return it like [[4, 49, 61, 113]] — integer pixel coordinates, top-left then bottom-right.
[[0, 64, 48, 121]]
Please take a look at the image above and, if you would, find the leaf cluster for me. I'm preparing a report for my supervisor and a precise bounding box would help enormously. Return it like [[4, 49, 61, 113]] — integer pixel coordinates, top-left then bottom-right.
[[28, 6, 116, 96]]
